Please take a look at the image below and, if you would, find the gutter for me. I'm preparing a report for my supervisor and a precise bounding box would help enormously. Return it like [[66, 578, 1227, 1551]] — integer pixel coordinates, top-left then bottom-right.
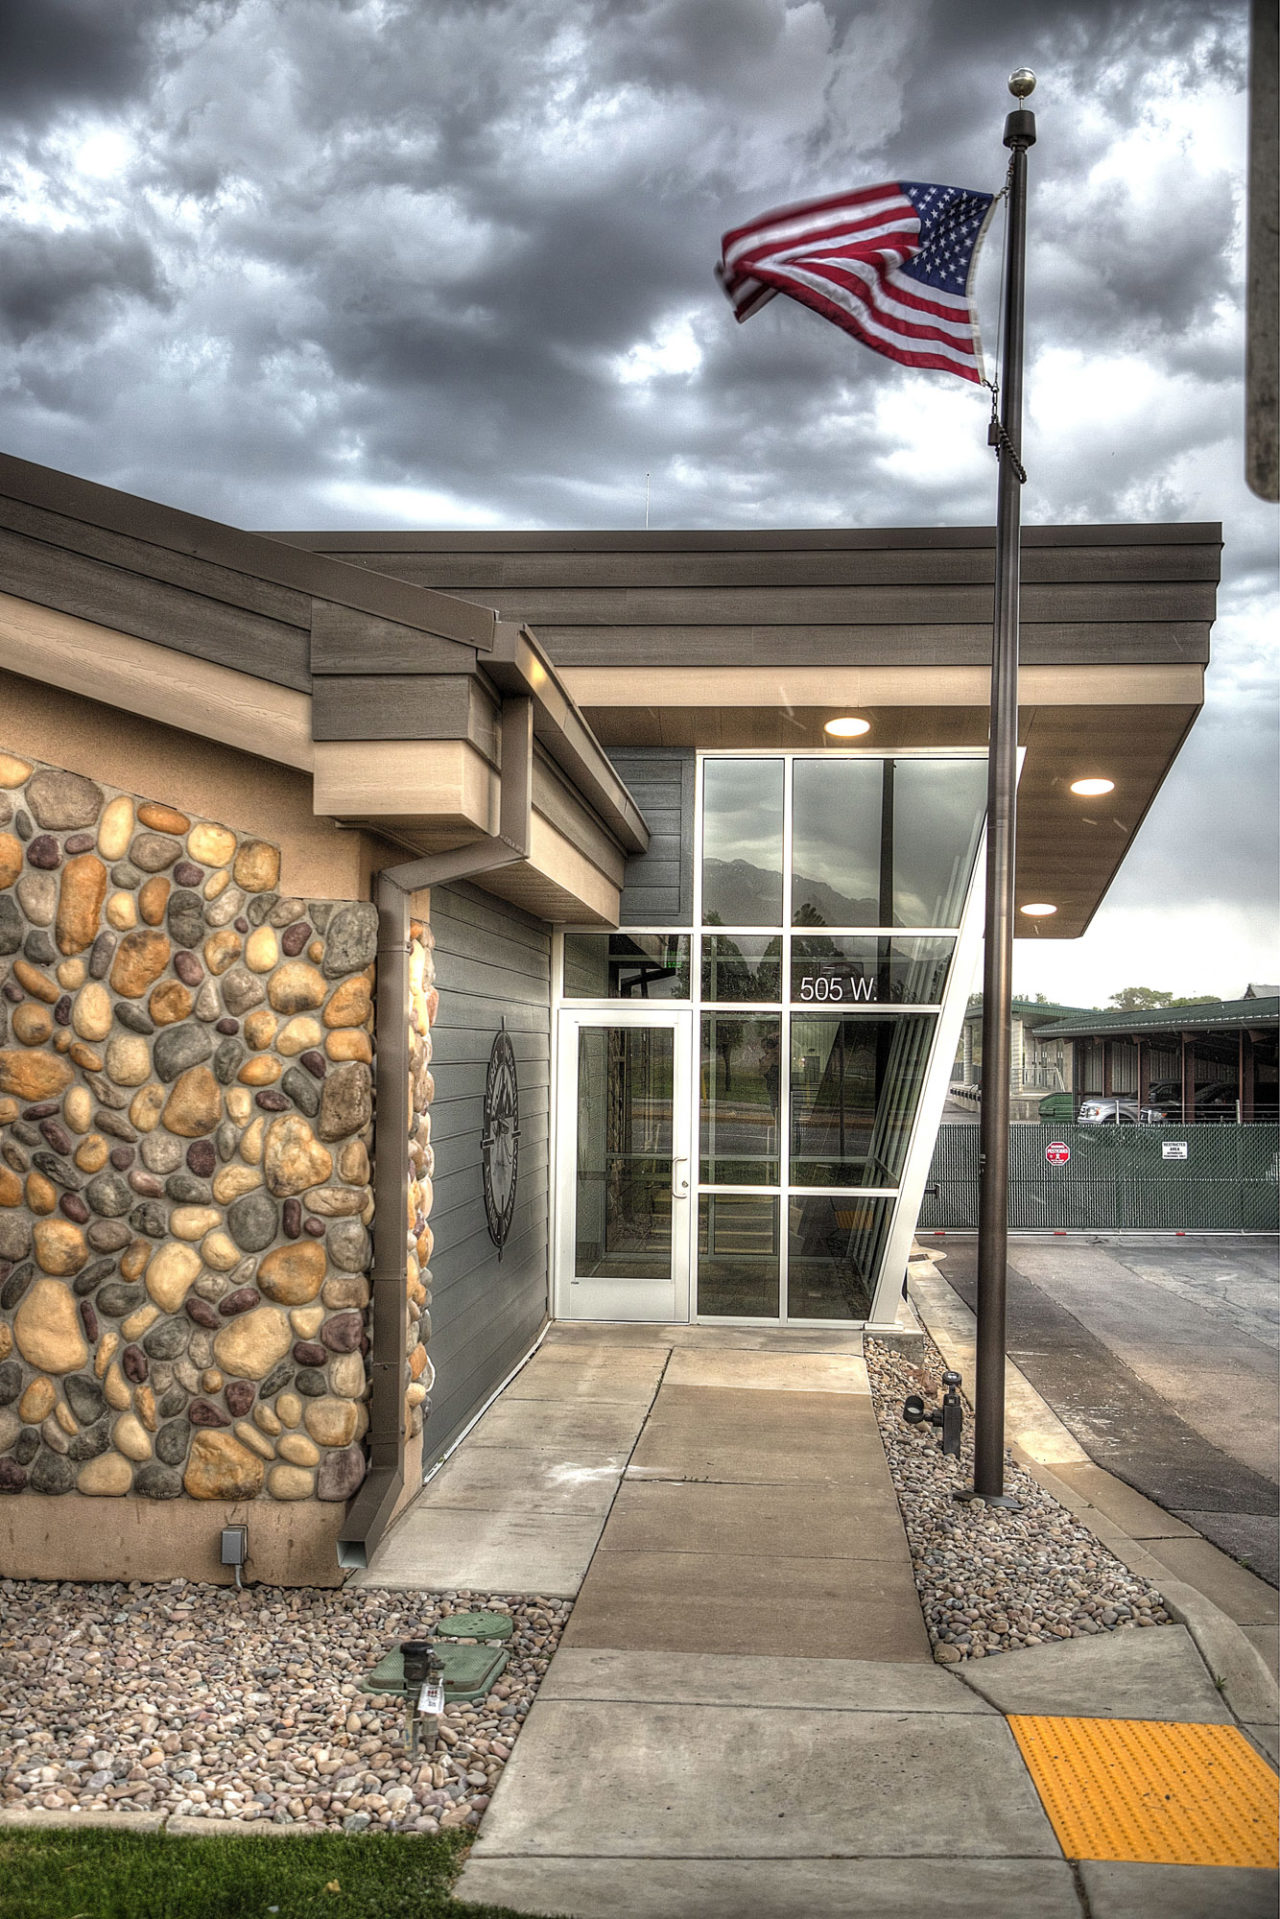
[[337, 697, 534, 1570]]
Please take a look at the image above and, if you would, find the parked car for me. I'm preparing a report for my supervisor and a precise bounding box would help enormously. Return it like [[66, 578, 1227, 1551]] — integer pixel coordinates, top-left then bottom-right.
[[1076, 1097, 1167, 1125], [1146, 1080, 1242, 1122], [1191, 1081, 1241, 1119]]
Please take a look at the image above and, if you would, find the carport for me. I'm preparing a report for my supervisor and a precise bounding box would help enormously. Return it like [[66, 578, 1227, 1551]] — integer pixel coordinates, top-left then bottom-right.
[[1036, 997, 1280, 1124]]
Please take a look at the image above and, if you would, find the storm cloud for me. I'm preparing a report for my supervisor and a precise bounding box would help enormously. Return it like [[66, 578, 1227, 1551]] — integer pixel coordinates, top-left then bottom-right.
[[0, 0, 1273, 996]]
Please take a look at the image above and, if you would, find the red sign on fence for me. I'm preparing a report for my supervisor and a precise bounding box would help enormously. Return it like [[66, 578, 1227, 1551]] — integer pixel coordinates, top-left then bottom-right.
[[1045, 1140, 1071, 1165]]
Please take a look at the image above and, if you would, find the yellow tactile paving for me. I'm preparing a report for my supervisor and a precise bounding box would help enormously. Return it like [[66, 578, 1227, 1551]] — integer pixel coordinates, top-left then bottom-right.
[[1008, 1715, 1279, 1868]]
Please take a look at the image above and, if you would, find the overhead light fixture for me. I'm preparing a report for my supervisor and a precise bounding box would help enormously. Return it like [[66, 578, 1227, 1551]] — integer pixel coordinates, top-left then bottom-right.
[[1020, 902, 1058, 917], [1069, 777, 1114, 796], [824, 716, 871, 739]]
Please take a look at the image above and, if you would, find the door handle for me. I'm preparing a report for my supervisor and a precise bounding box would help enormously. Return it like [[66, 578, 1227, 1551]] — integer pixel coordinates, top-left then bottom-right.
[[671, 1154, 689, 1198]]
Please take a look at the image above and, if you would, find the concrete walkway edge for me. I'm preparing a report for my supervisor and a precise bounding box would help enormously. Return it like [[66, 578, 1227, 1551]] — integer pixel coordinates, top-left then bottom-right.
[[908, 1265, 1280, 1744], [0, 1808, 329, 1834]]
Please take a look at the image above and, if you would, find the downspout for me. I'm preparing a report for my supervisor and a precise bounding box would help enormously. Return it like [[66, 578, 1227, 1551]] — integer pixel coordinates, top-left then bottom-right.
[[337, 697, 534, 1569]]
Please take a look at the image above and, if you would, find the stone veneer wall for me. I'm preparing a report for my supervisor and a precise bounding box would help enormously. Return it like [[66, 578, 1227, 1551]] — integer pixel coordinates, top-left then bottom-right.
[[0, 747, 378, 1520], [404, 920, 435, 1440]]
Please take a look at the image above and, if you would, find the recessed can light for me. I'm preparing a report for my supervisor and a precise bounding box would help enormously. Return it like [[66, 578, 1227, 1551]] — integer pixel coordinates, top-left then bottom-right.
[[1069, 777, 1114, 796], [824, 716, 871, 738], [1020, 902, 1058, 917]]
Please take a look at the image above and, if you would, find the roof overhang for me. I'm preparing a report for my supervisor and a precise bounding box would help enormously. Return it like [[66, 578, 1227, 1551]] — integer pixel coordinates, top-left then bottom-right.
[[0, 455, 646, 926], [275, 525, 1219, 940]]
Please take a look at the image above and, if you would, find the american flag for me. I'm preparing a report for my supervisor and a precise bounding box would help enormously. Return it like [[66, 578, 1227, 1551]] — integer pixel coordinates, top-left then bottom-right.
[[717, 181, 995, 384]]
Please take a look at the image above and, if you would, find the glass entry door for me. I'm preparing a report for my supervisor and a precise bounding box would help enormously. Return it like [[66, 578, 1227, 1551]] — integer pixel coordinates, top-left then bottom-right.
[[556, 1008, 692, 1321]]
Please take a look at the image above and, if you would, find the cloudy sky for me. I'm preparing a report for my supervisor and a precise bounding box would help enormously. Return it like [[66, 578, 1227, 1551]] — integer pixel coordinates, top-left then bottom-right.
[[1, 0, 1274, 1004]]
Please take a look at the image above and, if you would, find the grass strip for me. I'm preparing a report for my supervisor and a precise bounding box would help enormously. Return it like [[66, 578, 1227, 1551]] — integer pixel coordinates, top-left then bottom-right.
[[0, 1828, 556, 1919]]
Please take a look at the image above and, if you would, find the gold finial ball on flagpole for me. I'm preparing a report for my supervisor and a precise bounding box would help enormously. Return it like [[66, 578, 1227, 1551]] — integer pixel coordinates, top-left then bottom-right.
[[1008, 68, 1036, 99]]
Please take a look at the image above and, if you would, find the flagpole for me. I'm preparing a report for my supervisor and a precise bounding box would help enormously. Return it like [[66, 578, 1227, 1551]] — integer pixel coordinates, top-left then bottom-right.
[[963, 71, 1036, 1507]]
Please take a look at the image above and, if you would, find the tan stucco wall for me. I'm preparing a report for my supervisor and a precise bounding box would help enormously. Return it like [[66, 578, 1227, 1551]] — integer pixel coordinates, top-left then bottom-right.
[[0, 1493, 346, 1587], [0, 668, 383, 900]]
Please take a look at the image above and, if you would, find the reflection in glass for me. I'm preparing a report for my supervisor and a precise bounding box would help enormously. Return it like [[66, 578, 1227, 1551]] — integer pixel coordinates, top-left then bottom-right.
[[575, 1027, 674, 1280], [702, 934, 783, 1003], [698, 1195, 780, 1316], [701, 1015, 781, 1185], [564, 932, 690, 999], [891, 759, 986, 926], [792, 758, 883, 925], [701, 758, 784, 926], [790, 1014, 935, 1186], [787, 1195, 891, 1319], [791, 757, 986, 929], [791, 937, 955, 1005]]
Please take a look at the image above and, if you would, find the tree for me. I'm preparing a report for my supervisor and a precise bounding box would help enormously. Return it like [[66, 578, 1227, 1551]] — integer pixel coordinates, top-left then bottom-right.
[[1108, 987, 1174, 1010], [1107, 987, 1218, 1011]]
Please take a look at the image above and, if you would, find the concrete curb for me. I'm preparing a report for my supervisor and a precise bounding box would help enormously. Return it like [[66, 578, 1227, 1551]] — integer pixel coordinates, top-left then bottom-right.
[[0, 1807, 167, 1832], [907, 1271, 1280, 1743], [1015, 1447, 1280, 1741], [0, 1807, 429, 1837]]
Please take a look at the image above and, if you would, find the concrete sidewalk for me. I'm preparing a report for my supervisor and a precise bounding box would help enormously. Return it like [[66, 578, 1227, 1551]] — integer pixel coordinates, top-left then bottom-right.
[[361, 1321, 1278, 1918], [557, 1331, 928, 1663], [459, 1633, 1275, 1918]]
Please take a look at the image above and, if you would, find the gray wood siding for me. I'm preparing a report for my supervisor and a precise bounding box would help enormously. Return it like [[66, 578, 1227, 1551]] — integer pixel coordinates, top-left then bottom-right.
[[284, 526, 1221, 672], [0, 524, 314, 691], [422, 881, 552, 1470], [0, 452, 493, 694], [311, 674, 498, 749], [605, 749, 694, 925]]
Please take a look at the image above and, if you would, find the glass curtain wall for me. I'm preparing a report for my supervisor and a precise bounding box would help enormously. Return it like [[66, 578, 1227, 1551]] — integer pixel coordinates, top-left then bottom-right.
[[563, 751, 986, 1324]]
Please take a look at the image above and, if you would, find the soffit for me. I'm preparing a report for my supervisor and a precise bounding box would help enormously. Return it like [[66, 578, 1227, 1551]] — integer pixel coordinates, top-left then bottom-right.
[[575, 692, 1197, 942]]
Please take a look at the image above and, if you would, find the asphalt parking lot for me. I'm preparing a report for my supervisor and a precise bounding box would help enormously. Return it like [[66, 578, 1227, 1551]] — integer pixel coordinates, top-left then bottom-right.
[[940, 1236, 1279, 1587]]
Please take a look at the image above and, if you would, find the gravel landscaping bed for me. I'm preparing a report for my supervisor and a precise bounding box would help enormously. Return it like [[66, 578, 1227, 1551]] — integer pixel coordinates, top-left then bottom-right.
[[866, 1336, 1172, 1662], [0, 1579, 568, 1830]]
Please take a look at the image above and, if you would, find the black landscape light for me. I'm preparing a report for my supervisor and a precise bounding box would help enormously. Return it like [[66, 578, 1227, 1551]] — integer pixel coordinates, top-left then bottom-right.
[[903, 1371, 965, 1457]]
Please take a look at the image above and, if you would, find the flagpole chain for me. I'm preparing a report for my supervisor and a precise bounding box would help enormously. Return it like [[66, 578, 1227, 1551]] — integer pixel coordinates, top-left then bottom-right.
[[989, 414, 1027, 485]]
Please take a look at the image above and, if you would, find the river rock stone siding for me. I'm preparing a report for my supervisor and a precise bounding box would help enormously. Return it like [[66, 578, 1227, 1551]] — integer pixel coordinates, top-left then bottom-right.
[[0, 749, 376, 1508], [404, 920, 434, 1437]]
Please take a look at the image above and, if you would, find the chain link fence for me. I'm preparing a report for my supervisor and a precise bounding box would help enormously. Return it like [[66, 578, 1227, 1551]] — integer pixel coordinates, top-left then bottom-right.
[[920, 1123, 1280, 1232]]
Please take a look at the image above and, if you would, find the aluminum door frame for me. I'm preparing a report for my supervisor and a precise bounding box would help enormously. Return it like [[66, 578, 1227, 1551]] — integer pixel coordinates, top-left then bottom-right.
[[553, 1004, 694, 1322]]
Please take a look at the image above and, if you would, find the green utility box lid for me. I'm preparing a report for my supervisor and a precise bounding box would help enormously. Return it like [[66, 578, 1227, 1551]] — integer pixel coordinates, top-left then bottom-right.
[[359, 1641, 509, 1706], [436, 1610, 514, 1643], [431, 1643, 509, 1700]]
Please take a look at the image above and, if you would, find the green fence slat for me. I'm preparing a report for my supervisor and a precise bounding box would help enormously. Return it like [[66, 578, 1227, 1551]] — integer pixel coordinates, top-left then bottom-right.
[[1118, 1179, 1244, 1230], [919, 1181, 978, 1229], [922, 1122, 1279, 1232], [1239, 1128, 1280, 1179], [929, 1128, 981, 1180], [1241, 1182, 1280, 1232]]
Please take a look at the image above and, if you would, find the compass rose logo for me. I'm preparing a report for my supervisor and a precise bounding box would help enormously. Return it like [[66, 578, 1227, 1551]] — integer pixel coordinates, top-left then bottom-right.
[[481, 1023, 521, 1257]]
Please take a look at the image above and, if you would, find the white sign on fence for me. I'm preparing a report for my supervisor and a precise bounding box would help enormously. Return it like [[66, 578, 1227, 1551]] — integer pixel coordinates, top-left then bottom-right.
[[1162, 1141, 1189, 1161]]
